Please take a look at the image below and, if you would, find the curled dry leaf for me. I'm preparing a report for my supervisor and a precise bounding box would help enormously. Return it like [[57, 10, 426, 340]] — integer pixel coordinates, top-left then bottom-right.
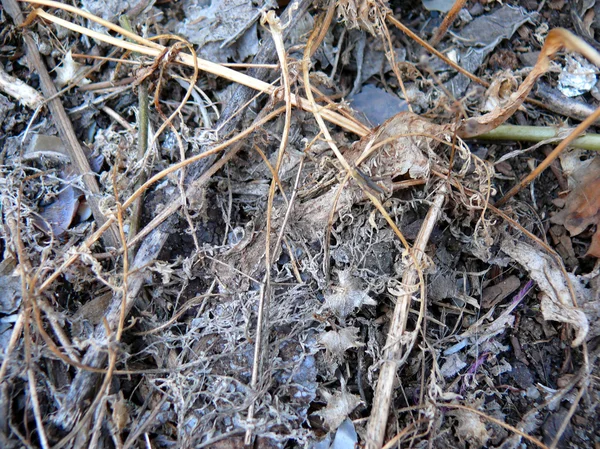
[[500, 239, 589, 346], [315, 386, 362, 431], [550, 157, 600, 257], [318, 326, 364, 363], [37, 184, 81, 236], [451, 409, 490, 447], [336, 0, 389, 35], [458, 28, 600, 138], [323, 270, 376, 320], [54, 51, 90, 87]]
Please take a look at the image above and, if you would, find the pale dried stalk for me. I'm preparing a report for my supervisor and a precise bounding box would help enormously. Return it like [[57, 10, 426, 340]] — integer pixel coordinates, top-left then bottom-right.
[[365, 184, 448, 449], [245, 12, 292, 444], [23, 1, 369, 137], [0, 64, 43, 108]]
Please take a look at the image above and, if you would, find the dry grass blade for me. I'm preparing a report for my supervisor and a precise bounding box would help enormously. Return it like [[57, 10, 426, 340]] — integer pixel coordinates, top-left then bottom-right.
[[21, 0, 369, 136], [245, 11, 293, 444]]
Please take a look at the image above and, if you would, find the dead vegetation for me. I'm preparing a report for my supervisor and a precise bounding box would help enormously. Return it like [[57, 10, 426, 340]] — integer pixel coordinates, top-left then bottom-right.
[[1, 0, 600, 448]]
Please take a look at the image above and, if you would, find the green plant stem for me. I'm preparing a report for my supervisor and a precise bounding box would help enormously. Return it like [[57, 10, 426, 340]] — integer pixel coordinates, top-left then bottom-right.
[[474, 124, 600, 151]]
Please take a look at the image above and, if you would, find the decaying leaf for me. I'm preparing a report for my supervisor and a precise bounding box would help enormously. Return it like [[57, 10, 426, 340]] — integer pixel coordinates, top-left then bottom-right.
[[323, 270, 376, 320], [315, 385, 362, 430], [482, 71, 519, 112], [550, 157, 600, 257], [458, 28, 600, 138], [451, 409, 490, 447], [500, 239, 589, 346], [37, 184, 82, 236], [318, 326, 364, 363], [336, 0, 389, 35], [54, 51, 90, 87]]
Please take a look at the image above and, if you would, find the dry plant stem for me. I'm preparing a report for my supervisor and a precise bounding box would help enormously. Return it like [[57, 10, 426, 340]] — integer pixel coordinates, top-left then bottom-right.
[[0, 64, 43, 108], [245, 13, 292, 444], [3, 199, 50, 448], [385, 14, 487, 88], [375, 7, 413, 112], [101, 105, 134, 131], [128, 81, 149, 256], [23, 1, 368, 137], [496, 105, 600, 206], [365, 185, 448, 449], [429, 0, 468, 47], [0, 311, 24, 382], [459, 28, 600, 138], [3, 0, 120, 248], [25, 312, 50, 449]]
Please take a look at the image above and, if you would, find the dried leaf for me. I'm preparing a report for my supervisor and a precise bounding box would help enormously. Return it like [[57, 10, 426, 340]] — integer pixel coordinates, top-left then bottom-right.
[[500, 239, 589, 346], [323, 270, 376, 320], [451, 409, 490, 447], [315, 387, 362, 430], [550, 157, 600, 257], [336, 0, 389, 35], [37, 185, 81, 236], [459, 28, 600, 138], [54, 51, 90, 87], [318, 326, 364, 362]]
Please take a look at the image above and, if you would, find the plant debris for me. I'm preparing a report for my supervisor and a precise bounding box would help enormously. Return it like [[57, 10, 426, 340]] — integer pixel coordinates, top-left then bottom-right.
[[1, 0, 600, 448]]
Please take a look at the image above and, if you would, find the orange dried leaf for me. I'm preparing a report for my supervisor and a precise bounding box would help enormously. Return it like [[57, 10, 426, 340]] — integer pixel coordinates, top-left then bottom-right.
[[550, 157, 600, 257]]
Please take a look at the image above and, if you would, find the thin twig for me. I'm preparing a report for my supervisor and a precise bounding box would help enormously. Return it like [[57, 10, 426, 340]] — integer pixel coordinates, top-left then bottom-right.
[[429, 0, 468, 47], [4, 0, 120, 247]]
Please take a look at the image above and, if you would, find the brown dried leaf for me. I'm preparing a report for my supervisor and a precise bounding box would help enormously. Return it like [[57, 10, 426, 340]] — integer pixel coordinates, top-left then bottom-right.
[[550, 157, 600, 257]]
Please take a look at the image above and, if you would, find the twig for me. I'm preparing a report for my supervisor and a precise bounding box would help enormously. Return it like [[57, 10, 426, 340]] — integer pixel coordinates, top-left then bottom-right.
[[23, 1, 369, 137], [429, 0, 468, 47], [366, 184, 448, 449], [0, 64, 43, 108], [245, 12, 293, 443], [3, 0, 120, 248]]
